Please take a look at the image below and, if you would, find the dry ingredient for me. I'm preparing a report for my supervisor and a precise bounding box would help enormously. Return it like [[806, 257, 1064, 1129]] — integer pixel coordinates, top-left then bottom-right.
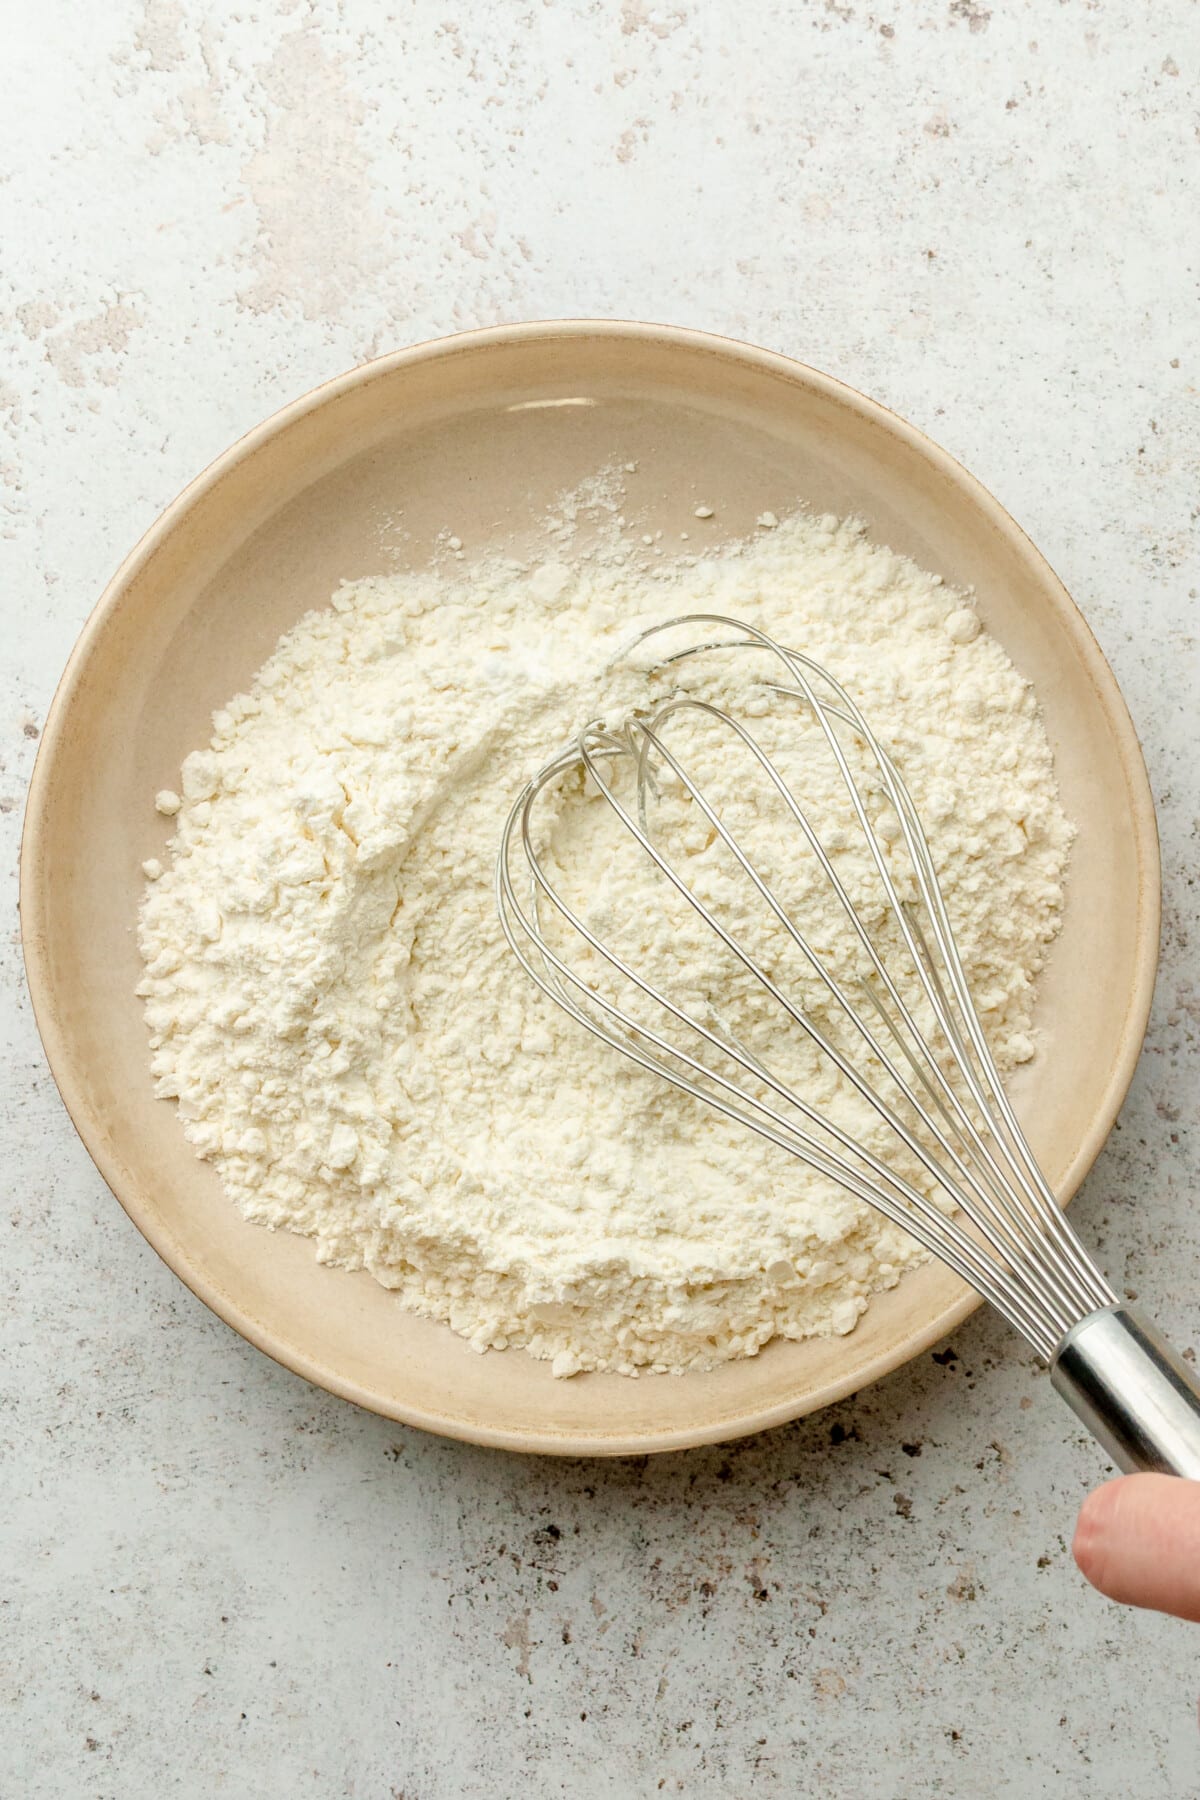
[[137, 497, 1071, 1376]]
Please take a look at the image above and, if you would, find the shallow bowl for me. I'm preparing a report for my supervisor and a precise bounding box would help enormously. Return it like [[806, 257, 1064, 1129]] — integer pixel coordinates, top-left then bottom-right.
[[21, 322, 1159, 1454]]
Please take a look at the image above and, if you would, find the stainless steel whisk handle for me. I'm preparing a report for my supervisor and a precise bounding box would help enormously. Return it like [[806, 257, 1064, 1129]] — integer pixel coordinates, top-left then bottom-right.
[[1051, 1307, 1200, 1477]]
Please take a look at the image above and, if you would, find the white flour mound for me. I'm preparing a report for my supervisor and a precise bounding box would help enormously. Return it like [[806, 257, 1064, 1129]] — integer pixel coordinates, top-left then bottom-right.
[[138, 504, 1072, 1376]]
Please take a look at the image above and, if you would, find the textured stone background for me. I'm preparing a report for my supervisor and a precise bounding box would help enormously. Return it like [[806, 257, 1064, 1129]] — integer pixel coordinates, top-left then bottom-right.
[[4, 3, 1200, 1794]]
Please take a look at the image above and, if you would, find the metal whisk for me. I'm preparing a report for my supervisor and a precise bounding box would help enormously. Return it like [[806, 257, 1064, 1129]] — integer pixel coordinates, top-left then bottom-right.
[[497, 614, 1200, 1475]]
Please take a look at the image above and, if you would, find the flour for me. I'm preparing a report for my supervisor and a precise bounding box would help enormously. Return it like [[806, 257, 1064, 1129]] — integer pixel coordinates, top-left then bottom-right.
[[137, 502, 1072, 1376]]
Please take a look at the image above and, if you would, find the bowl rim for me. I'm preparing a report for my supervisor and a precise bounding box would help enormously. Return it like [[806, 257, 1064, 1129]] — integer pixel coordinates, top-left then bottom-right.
[[20, 319, 1162, 1454]]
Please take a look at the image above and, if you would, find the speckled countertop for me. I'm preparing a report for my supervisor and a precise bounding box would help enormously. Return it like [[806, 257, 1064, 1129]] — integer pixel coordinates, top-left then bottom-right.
[[4, 3, 1200, 1794]]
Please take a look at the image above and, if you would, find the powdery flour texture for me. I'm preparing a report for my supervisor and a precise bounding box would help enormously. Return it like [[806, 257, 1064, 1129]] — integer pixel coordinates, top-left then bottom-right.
[[137, 508, 1072, 1376]]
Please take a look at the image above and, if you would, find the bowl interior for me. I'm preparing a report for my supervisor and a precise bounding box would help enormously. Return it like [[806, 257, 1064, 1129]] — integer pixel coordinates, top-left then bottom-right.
[[22, 326, 1158, 1453]]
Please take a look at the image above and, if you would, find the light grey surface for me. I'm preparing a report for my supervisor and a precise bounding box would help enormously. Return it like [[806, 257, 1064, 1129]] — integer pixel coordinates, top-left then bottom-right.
[[4, 2, 1200, 1794]]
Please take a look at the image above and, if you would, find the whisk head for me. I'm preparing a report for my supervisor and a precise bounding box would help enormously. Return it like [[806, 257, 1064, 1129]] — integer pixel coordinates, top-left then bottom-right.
[[496, 614, 1114, 1359]]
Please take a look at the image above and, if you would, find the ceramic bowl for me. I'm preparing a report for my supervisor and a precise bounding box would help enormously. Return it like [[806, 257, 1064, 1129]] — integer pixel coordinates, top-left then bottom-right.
[[21, 322, 1159, 1453]]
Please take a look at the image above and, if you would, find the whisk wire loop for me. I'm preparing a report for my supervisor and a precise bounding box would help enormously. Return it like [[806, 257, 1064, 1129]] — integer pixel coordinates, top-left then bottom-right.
[[496, 614, 1115, 1362]]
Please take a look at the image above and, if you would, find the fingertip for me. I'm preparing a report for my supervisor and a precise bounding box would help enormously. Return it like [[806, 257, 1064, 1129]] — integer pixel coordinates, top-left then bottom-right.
[[1072, 1475, 1125, 1591], [1072, 1473, 1200, 1620]]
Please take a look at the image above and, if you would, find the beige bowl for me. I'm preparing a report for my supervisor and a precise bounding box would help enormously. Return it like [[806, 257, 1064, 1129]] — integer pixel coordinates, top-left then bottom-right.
[[21, 322, 1159, 1455]]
